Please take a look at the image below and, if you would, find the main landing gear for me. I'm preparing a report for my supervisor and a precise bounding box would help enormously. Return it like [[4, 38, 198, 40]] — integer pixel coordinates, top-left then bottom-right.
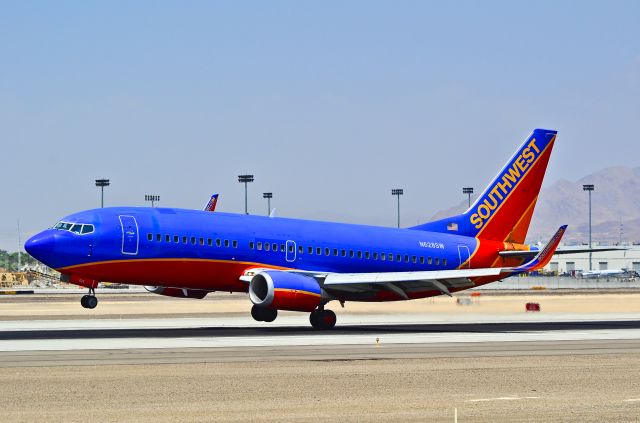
[[309, 307, 336, 330], [80, 288, 98, 309], [251, 305, 278, 322]]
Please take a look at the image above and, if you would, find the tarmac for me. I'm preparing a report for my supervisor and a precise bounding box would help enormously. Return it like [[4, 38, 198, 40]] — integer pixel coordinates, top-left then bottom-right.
[[2, 291, 640, 421]]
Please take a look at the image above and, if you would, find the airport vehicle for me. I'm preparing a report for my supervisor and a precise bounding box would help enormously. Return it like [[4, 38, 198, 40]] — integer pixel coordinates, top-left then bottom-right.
[[26, 129, 568, 329]]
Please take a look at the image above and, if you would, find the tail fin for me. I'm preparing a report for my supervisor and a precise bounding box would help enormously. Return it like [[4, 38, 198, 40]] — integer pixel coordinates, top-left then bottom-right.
[[411, 128, 557, 244]]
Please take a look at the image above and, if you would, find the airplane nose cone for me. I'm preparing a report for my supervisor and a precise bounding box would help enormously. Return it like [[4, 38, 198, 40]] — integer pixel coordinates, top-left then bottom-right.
[[24, 232, 56, 263]]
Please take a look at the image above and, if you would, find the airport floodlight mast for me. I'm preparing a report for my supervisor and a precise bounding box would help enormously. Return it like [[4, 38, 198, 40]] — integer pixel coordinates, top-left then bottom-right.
[[263, 192, 273, 215], [391, 188, 404, 228], [95, 179, 110, 208], [238, 174, 254, 214], [463, 187, 474, 208], [583, 184, 594, 270], [145, 195, 160, 208]]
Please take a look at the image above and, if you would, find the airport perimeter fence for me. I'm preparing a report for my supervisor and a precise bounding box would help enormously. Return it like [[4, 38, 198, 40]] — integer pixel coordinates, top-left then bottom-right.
[[473, 276, 640, 290]]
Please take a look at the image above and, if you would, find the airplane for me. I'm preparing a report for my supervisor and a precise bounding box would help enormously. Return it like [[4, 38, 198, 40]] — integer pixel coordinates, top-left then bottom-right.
[[580, 269, 639, 279], [27, 128, 572, 329]]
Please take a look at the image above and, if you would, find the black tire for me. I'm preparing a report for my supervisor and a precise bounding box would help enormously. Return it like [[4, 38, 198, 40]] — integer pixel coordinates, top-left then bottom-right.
[[86, 296, 98, 309], [309, 310, 321, 329], [80, 295, 88, 309], [262, 308, 278, 323], [251, 305, 264, 322], [319, 309, 336, 330]]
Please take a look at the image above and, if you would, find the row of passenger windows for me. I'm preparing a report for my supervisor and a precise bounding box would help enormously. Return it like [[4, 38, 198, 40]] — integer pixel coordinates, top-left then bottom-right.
[[247, 241, 447, 266], [147, 233, 238, 248], [146, 233, 447, 266]]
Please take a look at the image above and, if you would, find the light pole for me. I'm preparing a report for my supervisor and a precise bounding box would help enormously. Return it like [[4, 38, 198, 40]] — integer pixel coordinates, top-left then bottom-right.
[[263, 192, 273, 215], [238, 174, 254, 214], [145, 195, 160, 208], [583, 184, 594, 270], [95, 179, 110, 208], [463, 187, 474, 209], [391, 188, 403, 228]]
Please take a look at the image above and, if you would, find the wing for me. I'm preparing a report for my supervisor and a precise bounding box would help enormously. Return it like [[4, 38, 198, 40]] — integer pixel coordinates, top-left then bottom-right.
[[241, 226, 568, 300], [499, 246, 625, 260]]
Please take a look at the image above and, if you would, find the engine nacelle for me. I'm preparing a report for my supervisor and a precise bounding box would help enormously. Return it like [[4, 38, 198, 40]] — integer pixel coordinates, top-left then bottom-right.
[[144, 286, 209, 299], [249, 271, 323, 312]]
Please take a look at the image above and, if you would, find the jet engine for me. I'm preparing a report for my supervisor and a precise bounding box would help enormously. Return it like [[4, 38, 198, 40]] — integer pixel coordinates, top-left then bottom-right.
[[144, 286, 209, 299], [249, 271, 324, 312]]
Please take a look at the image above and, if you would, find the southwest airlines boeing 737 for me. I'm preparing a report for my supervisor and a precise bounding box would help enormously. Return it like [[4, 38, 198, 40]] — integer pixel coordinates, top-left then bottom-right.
[[26, 129, 571, 329]]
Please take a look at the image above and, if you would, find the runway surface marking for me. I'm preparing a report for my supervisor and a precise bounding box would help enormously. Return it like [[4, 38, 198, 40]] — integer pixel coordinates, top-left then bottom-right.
[[465, 396, 541, 402]]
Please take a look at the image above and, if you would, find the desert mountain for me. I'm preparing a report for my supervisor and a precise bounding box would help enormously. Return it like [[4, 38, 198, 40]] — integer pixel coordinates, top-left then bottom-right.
[[430, 166, 640, 245]]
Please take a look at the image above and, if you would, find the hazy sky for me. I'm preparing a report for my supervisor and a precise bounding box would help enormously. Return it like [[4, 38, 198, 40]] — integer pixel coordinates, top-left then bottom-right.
[[2, 1, 640, 250]]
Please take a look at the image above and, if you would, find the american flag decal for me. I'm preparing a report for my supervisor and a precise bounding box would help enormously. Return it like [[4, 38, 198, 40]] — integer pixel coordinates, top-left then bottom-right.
[[447, 222, 458, 231]]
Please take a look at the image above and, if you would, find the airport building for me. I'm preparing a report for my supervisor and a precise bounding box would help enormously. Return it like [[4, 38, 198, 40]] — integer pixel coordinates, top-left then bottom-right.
[[543, 245, 640, 274]]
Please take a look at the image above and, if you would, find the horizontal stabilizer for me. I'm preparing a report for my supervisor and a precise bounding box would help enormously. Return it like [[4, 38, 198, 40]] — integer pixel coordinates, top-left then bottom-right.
[[512, 225, 567, 272]]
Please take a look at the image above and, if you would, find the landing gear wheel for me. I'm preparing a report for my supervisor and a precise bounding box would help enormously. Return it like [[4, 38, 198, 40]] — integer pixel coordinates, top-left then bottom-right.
[[85, 295, 98, 309], [251, 305, 278, 322], [80, 288, 98, 309], [310, 309, 336, 330]]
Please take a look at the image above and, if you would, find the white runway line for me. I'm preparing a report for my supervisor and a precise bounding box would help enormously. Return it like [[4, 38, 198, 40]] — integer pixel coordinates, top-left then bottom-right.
[[622, 399, 640, 402], [465, 396, 540, 402]]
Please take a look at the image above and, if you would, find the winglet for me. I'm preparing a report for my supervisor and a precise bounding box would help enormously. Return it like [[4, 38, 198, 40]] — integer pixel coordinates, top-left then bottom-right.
[[512, 225, 567, 272], [204, 194, 219, 212]]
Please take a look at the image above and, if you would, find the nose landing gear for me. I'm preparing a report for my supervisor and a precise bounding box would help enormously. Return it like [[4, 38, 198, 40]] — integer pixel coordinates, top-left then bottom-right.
[[80, 288, 98, 309], [309, 307, 336, 330]]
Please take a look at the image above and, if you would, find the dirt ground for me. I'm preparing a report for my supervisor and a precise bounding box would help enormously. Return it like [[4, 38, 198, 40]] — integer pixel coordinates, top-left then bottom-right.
[[2, 291, 640, 319], [1, 354, 640, 422]]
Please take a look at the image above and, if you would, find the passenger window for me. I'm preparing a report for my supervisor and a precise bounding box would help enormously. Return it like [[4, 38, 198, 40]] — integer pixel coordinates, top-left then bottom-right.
[[325, 248, 330, 256], [316, 247, 321, 255], [289, 245, 294, 253], [365, 251, 370, 259], [442, 258, 447, 266], [435, 258, 440, 265], [280, 244, 285, 252], [265, 243, 271, 251], [298, 246, 303, 254], [208, 238, 212, 246], [81, 225, 94, 234], [156, 234, 162, 242], [147, 234, 153, 241], [381, 253, 386, 261], [174, 235, 179, 243], [349, 250, 354, 258], [404, 255, 409, 263], [396, 254, 402, 262], [191, 237, 196, 245], [389, 254, 393, 262], [249, 242, 255, 249], [216, 239, 221, 247], [272, 243, 277, 251], [373, 252, 378, 260], [308, 247, 313, 254], [420, 257, 424, 264], [165, 235, 170, 242], [226, 240, 230, 248], [199, 238, 204, 246], [341, 250, 346, 257], [357, 251, 362, 259], [412, 256, 417, 263], [333, 248, 338, 256], [428, 257, 432, 265], [257, 242, 262, 250], [233, 240, 238, 248], [182, 236, 188, 244]]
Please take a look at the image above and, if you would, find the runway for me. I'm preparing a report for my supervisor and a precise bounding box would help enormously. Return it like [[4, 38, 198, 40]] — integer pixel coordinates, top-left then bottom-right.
[[3, 314, 640, 364], [3, 296, 640, 421]]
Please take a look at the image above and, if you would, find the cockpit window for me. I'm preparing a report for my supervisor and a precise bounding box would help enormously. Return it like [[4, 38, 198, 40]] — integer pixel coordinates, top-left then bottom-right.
[[81, 224, 95, 234], [53, 221, 95, 235]]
